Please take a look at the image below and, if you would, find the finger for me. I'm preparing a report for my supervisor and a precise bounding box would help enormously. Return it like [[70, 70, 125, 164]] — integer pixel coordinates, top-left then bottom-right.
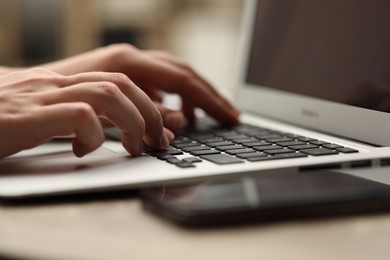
[[126, 52, 240, 125], [58, 73, 171, 150], [39, 81, 150, 155], [182, 101, 196, 124], [147, 51, 239, 113], [134, 81, 165, 102], [154, 102, 185, 133], [20, 103, 103, 157], [99, 117, 113, 127], [147, 51, 224, 96]]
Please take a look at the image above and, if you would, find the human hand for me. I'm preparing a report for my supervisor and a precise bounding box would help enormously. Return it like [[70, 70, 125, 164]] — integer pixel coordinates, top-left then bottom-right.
[[45, 44, 240, 132], [0, 68, 173, 158]]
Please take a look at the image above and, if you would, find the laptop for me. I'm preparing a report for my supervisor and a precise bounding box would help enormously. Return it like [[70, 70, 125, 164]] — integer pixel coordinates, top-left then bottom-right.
[[0, 0, 389, 199]]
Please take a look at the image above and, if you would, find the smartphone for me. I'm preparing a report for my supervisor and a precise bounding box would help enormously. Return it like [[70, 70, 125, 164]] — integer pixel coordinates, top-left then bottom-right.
[[141, 169, 390, 226]]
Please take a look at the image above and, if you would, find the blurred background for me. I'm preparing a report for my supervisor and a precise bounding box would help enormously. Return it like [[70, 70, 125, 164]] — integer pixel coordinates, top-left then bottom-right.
[[0, 0, 244, 96]]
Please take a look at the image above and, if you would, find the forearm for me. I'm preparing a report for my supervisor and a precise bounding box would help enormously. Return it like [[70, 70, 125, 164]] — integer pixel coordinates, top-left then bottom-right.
[[1, 46, 114, 76], [1, 47, 112, 76], [3, 44, 135, 77]]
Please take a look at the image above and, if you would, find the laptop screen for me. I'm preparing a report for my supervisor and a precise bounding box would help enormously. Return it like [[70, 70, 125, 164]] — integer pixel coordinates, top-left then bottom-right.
[[246, 0, 390, 113]]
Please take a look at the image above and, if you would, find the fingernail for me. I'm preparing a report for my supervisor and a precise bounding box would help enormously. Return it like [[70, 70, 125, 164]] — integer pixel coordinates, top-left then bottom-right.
[[161, 128, 174, 147], [160, 131, 169, 148], [137, 141, 144, 155], [221, 110, 240, 126], [230, 109, 240, 121]]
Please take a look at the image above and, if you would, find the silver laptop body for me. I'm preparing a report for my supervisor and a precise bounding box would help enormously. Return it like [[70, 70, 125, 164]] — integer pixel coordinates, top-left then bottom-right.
[[0, 0, 389, 198]]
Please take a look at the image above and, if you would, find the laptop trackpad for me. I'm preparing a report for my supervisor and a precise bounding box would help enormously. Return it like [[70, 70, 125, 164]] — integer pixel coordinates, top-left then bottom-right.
[[0, 142, 122, 176]]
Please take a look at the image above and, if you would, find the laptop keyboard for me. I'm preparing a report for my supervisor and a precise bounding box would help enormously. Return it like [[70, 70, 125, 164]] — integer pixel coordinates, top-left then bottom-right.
[[145, 122, 358, 168]]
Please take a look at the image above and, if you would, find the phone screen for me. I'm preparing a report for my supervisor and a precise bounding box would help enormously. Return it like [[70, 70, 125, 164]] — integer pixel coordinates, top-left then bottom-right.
[[142, 169, 390, 226]]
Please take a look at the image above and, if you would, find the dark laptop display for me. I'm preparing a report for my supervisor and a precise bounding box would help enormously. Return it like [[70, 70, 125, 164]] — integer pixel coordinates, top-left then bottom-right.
[[247, 0, 390, 113]]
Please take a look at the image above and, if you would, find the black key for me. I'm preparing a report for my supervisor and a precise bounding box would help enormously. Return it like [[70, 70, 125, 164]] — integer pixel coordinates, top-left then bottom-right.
[[190, 150, 221, 156], [253, 145, 282, 151], [157, 150, 183, 156], [247, 156, 274, 162], [157, 154, 176, 160], [181, 145, 211, 152], [236, 152, 267, 159], [166, 158, 183, 164], [300, 148, 338, 156], [216, 131, 240, 138], [227, 135, 251, 141], [241, 141, 270, 147], [264, 148, 296, 155], [149, 148, 183, 156], [234, 138, 260, 144], [323, 143, 343, 149], [225, 148, 256, 155], [275, 152, 307, 159], [289, 144, 318, 150], [189, 133, 215, 141], [176, 162, 196, 168], [310, 140, 331, 146], [266, 137, 293, 143], [277, 140, 305, 147], [206, 141, 234, 147], [198, 137, 224, 143], [182, 157, 203, 163], [296, 137, 316, 142], [216, 145, 245, 151], [247, 152, 307, 161], [200, 154, 244, 164], [236, 129, 264, 136], [336, 147, 359, 153], [253, 134, 282, 140], [171, 137, 192, 145], [247, 130, 271, 136], [172, 142, 201, 149]]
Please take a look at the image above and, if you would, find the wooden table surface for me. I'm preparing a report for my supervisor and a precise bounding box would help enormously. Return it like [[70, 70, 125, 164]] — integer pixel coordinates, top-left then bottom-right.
[[0, 194, 389, 260]]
